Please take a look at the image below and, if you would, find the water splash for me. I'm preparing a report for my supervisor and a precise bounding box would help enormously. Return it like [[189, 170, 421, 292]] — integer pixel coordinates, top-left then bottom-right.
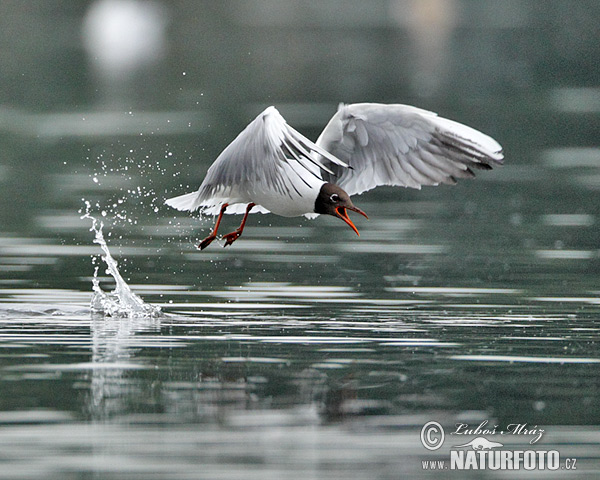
[[81, 201, 161, 318]]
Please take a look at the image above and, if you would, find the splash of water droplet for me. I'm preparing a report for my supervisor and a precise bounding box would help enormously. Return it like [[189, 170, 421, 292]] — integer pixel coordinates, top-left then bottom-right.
[[81, 201, 161, 318]]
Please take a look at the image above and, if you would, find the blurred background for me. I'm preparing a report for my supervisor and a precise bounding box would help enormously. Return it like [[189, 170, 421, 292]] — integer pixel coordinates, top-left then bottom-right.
[[0, 0, 598, 248], [0, 0, 599, 220], [2, 0, 599, 109], [0, 0, 599, 289]]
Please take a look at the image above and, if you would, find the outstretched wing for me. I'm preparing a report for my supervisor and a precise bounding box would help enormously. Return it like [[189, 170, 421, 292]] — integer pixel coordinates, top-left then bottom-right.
[[166, 106, 348, 214], [316, 103, 504, 196]]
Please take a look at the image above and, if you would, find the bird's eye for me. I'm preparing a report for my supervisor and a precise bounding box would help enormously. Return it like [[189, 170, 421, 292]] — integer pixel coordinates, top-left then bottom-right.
[[330, 194, 340, 203]]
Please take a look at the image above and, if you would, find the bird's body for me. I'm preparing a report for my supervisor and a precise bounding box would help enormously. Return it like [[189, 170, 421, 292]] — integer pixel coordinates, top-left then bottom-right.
[[250, 159, 325, 217], [166, 103, 503, 249]]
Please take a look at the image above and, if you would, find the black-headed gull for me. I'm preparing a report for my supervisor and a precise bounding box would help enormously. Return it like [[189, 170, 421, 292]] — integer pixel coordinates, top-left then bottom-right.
[[166, 103, 503, 249]]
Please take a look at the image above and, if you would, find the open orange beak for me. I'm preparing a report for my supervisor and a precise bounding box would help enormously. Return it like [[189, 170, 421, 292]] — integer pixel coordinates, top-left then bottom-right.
[[335, 206, 369, 236]]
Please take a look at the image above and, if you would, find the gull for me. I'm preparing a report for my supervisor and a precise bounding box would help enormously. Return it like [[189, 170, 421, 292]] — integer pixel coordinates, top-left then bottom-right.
[[166, 103, 503, 249]]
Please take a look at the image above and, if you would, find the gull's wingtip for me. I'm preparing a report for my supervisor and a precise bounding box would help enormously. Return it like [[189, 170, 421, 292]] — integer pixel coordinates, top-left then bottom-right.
[[492, 148, 505, 164], [432, 115, 505, 166], [261, 105, 281, 117]]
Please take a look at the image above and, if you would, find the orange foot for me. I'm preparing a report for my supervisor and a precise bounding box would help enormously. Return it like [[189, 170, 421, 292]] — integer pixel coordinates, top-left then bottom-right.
[[222, 230, 241, 247], [198, 234, 217, 250], [221, 203, 255, 248]]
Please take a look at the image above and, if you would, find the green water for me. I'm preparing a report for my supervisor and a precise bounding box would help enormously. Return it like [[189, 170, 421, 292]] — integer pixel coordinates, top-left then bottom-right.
[[1, 1, 599, 478]]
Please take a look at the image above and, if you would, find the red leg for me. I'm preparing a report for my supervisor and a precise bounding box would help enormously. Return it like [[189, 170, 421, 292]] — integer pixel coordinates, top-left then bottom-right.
[[198, 203, 228, 250], [222, 203, 255, 247]]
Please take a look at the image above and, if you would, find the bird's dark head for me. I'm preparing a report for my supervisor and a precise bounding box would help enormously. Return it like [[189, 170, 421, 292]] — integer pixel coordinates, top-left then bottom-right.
[[314, 183, 368, 236]]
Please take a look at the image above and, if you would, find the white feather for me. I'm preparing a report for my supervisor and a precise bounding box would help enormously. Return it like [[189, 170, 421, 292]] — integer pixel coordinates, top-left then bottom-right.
[[316, 103, 504, 196], [166, 103, 504, 220], [164, 191, 200, 212], [165, 106, 344, 217]]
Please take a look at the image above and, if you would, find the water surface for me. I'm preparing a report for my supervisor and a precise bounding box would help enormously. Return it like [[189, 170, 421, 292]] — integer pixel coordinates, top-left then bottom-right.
[[1, 2, 600, 478]]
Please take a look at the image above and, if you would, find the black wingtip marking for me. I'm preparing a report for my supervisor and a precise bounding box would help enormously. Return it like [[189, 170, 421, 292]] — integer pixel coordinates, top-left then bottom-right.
[[472, 163, 493, 171]]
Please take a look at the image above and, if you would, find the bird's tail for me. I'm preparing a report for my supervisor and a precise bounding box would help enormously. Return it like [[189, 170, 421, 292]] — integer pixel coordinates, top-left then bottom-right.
[[165, 191, 200, 212]]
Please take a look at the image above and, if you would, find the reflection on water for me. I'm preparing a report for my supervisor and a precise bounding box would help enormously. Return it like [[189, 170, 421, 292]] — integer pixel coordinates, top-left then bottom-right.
[[1, 283, 600, 478], [88, 313, 161, 420]]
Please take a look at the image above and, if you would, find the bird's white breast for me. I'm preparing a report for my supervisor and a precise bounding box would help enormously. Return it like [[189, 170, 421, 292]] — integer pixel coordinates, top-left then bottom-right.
[[249, 160, 325, 217]]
